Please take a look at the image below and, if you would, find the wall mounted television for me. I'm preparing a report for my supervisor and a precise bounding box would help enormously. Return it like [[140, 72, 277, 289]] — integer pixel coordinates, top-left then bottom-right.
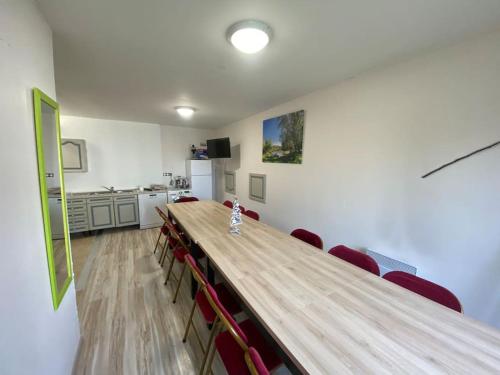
[[207, 137, 231, 158]]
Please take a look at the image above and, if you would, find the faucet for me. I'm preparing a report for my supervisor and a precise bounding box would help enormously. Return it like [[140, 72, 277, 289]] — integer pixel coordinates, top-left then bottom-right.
[[102, 186, 115, 193]]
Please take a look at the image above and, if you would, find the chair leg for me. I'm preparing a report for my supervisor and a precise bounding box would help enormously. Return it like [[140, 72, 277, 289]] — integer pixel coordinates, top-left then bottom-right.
[[161, 238, 174, 267], [153, 230, 162, 254], [173, 262, 187, 303], [159, 234, 171, 266], [183, 299, 197, 343], [164, 255, 176, 285], [199, 318, 220, 375]]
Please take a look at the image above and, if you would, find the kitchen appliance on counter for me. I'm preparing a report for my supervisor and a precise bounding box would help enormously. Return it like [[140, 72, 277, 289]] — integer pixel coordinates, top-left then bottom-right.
[[150, 184, 168, 191], [186, 160, 213, 200], [167, 189, 192, 203], [138, 192, 167, 229], [172, 176, 189, 189]]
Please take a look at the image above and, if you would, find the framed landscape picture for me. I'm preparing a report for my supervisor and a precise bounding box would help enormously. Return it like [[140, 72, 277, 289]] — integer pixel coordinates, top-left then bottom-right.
[[263, 110, 304, 164]]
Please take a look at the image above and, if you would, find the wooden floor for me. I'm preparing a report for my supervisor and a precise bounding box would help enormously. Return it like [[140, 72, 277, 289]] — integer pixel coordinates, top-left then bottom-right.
[[70, 227, 227, 375]]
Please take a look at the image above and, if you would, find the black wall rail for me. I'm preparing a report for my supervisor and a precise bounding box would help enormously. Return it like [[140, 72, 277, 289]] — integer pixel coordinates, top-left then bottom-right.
[[422, 140, 500, 179]]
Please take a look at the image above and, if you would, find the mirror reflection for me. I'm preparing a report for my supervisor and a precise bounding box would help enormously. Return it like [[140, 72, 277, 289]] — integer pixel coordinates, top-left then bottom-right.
[[42, 101, 68, 291]]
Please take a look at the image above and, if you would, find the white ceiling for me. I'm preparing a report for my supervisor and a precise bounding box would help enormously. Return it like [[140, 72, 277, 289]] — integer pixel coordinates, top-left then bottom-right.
[[38, 0, 500, 128]]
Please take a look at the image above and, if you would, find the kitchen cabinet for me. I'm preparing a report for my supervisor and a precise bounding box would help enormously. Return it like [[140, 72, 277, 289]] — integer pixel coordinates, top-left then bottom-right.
[[67, 198, 89, 233], [113, 195, 139, 227], [87, 197, 115, 230], [61, 138, 88, 173]]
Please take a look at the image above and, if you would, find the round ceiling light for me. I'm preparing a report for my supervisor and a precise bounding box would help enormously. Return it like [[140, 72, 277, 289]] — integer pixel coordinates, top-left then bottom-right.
[[175, 106, 196, 119], [227, 20, 272, 54]]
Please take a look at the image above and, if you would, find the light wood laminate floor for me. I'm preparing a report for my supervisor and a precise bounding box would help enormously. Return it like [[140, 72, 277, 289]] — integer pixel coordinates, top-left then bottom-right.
[[71, 227, 227, 375]]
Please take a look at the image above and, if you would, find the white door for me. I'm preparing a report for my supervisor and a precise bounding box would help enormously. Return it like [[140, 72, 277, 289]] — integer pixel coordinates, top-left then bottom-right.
[[191, 175, 213, 200]]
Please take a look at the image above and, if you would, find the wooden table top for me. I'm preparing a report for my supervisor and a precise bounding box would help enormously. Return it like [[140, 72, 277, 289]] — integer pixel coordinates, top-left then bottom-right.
[[167, 201, 500, 374]]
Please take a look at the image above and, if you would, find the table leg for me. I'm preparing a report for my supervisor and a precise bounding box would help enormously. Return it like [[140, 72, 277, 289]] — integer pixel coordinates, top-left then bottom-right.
[[206, 257, 214, 285], [190, 242, 200, 298]]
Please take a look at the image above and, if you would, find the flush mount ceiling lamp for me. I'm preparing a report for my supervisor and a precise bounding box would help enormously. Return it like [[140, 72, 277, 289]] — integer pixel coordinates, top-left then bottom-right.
[[175, 106, 196, 119], [227, 20, 272, 54]]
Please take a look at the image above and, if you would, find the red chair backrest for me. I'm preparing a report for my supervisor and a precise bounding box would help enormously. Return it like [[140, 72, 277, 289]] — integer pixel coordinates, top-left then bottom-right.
[[223, 200, 233, 208], [155, 206, 169, 222], [176, 196, 199, 203], [205, 284, 248, 345], [290, 228, 323, 250], [245, 347, 270, 375], [185, 254, 209, 286], [163, 217, 190, 249], [383, 271, 462, 312], [328, 245, 380, 276], [243, 210, 260, 221]]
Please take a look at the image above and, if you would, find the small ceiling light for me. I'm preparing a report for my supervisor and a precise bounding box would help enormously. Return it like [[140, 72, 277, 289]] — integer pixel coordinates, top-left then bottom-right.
[[175, 106, 196, 119], [227, 20, 272, 54]]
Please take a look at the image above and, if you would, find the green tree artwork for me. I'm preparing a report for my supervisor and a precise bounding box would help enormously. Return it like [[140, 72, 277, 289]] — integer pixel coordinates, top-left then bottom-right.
[[262, 110, 304, 164]]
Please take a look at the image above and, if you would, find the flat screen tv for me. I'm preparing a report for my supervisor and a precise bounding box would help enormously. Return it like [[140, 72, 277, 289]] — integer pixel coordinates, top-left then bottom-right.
[[207, 137, 231, 158]]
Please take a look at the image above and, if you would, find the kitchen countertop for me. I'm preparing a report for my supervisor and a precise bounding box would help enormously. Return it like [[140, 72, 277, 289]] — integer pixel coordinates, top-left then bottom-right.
[[48, 187, 189, 198], [166, 187, 191, 192]]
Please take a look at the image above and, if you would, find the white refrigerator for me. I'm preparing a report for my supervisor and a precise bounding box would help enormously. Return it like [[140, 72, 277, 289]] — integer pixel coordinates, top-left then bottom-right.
[[186, 160, 213, 200]]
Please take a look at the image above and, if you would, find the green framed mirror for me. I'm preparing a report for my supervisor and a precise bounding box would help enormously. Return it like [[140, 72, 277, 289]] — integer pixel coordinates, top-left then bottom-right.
[[33, 88, 73, 310]]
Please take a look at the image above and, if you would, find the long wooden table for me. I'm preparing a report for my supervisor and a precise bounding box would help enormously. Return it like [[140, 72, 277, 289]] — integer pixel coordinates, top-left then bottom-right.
[[167, 200, 500, 374]]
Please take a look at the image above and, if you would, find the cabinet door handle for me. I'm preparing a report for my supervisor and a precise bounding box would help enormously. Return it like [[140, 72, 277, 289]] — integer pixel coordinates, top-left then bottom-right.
[[149, 194, 157, 197]]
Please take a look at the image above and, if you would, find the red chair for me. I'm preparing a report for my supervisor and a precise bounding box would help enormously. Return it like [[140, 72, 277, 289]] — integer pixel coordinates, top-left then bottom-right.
[[328, 245, 380, 276], [383, 271, 462, 312], [245, 347, 270, 375], [176, 196, 199, 203], [153, 207, 170, 255], [200, 284, 282, 375], [223, 200, 233, 209], [163, 219, 205, 303], [154, 207, 180, 264], [243, 210, 260, 221], [182, 255, 242, 355], [290, 228, 323, 250]]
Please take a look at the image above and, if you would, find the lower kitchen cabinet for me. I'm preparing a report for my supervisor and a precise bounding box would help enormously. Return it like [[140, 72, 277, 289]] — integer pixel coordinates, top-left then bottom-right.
[[113, 195, 139, 227], [67, 198, 89, 233], [87, 197, 115, 230], [69, 194, 139, 232]]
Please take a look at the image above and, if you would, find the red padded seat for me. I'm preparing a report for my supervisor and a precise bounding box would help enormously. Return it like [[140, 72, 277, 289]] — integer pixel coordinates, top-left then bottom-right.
[[243, 210, 260, 221], [173, 247, 189, 262], [195, 283, 241, 324], [290, 228, 323, 250], [383, 271, 462, 312], [204, 284, 282, 375], [215, 319, 282, 375], [176, 196, 199, 203], [328, 245, 380, 276]]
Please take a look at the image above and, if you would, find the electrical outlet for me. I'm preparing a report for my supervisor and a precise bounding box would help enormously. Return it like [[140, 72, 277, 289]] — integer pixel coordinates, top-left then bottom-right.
[[163, 172, 172, 177]]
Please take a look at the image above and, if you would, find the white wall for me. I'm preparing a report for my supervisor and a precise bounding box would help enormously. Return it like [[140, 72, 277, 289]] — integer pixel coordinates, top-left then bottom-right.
[[61, 116, 163, 191], [160, 124, 214, 178], [0, 1, 80, 374], [215, 30, 500, 328]]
